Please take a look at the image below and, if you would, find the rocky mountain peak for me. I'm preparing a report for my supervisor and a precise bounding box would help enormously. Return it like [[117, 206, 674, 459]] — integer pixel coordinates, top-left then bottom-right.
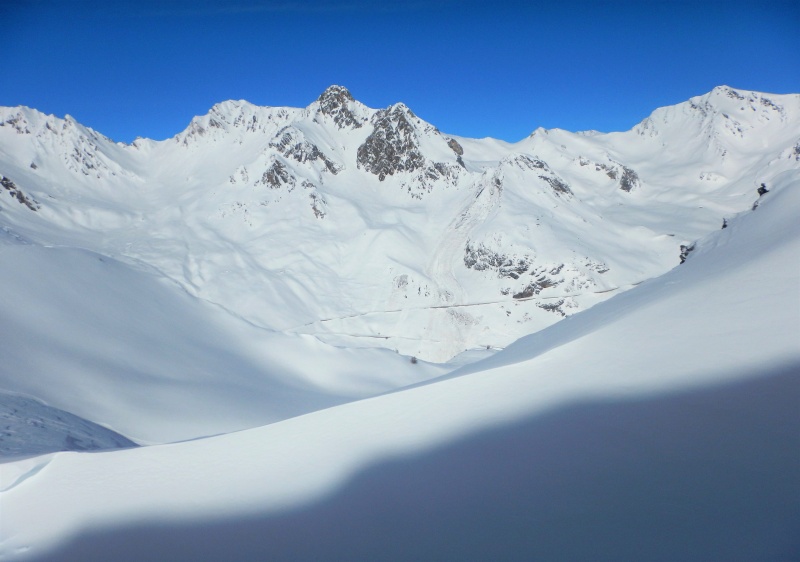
[[357, 104, 424, 181], [318, 85, 354, 105], [315, 85, 364, 129], [388, 102, 415, 118]]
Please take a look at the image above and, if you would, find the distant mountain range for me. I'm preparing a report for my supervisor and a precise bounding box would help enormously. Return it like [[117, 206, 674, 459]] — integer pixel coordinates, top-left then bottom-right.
[[1, 85, 797, 363]]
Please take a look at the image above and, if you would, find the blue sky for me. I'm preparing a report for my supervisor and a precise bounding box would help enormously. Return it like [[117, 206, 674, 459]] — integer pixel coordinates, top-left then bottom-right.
[[3, 0, 798, 143]]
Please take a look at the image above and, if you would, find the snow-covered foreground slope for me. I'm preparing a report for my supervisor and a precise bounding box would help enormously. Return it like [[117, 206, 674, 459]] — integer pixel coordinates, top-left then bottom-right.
[[0, 235, 444, 445], [0, 391, 135, 458], [2, 163, 797, 560], [1, 86, 798, 362]]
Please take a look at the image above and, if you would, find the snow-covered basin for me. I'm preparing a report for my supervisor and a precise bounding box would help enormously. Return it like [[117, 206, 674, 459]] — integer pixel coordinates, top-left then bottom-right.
[[1, 179, 798, 559], [0, 240, 446, 445]]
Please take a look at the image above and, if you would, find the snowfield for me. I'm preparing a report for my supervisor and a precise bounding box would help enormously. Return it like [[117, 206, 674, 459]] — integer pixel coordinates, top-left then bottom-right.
[[0, 242, 446, 445], [0, 86, 798, 560]]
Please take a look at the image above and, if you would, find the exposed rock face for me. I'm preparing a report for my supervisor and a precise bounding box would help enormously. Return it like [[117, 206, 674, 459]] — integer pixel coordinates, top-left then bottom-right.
[[464, 242, 531, 280], [619, 165, 640, 192], [270, 127, 341, 174], [1, 175, 39, 211], [317, 85, 364, 129], [447, 138, 466, 168], [260, 160, 295, 190], [356, 105, 468, 198], [357, 104, 425, 180], [447, 138, 464, 155], [539, 174, 572, 196]]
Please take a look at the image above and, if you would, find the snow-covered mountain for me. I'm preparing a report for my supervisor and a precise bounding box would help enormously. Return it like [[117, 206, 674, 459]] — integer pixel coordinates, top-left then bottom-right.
[[2, 85, 797, 364], [1, 85, 798, 560], [1, 131, 797, 561]]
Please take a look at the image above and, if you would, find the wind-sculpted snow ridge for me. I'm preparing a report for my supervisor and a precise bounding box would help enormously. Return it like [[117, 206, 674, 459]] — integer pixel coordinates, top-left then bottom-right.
[[0, 86, 798, 364], [2, 159, 798, 562]]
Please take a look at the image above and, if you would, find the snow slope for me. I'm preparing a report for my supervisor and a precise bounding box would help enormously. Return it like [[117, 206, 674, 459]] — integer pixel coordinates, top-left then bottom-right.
[[0, 391, 135, 458], [2, 151, 797, 561], [2, 86, 797, 362], [0, 235, 445, 445]]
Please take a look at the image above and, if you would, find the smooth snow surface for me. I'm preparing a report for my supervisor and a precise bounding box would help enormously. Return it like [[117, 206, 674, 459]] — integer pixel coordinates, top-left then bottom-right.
[[0, 391, 135, 458], [0, 242, 444, 444], [1, 144, 797, 560]]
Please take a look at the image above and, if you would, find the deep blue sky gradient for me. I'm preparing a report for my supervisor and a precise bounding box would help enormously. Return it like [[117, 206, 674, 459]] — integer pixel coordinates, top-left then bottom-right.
[[3, 0, 798, 143]]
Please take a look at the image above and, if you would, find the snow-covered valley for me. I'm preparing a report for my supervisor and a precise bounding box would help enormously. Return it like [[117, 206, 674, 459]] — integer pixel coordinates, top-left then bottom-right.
[[2, 85, 797, 363], [0, 86, 798, 560]]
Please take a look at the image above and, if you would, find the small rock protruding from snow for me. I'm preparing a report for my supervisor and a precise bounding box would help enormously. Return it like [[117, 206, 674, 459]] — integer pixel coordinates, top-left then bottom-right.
[[679, 243, 695, 264], [752, 183, 770, 210]]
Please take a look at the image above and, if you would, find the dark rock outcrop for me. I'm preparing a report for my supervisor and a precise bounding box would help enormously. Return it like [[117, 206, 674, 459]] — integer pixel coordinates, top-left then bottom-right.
[[357, 104, 425, 180], [270, 127, 341, 174], [1, 175, 39, 211], [260, 160, 295, 190], [619, 166, 640, 192], [536, 299, 567, 315], [464, 242, 531, 279], [679, 243, 695, 264], [539, 175, 572, 196], [317, 85, 364, 129]]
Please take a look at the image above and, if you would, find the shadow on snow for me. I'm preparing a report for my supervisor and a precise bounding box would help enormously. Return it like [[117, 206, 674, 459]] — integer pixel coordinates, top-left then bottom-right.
[[29, 363, 800, 562]]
